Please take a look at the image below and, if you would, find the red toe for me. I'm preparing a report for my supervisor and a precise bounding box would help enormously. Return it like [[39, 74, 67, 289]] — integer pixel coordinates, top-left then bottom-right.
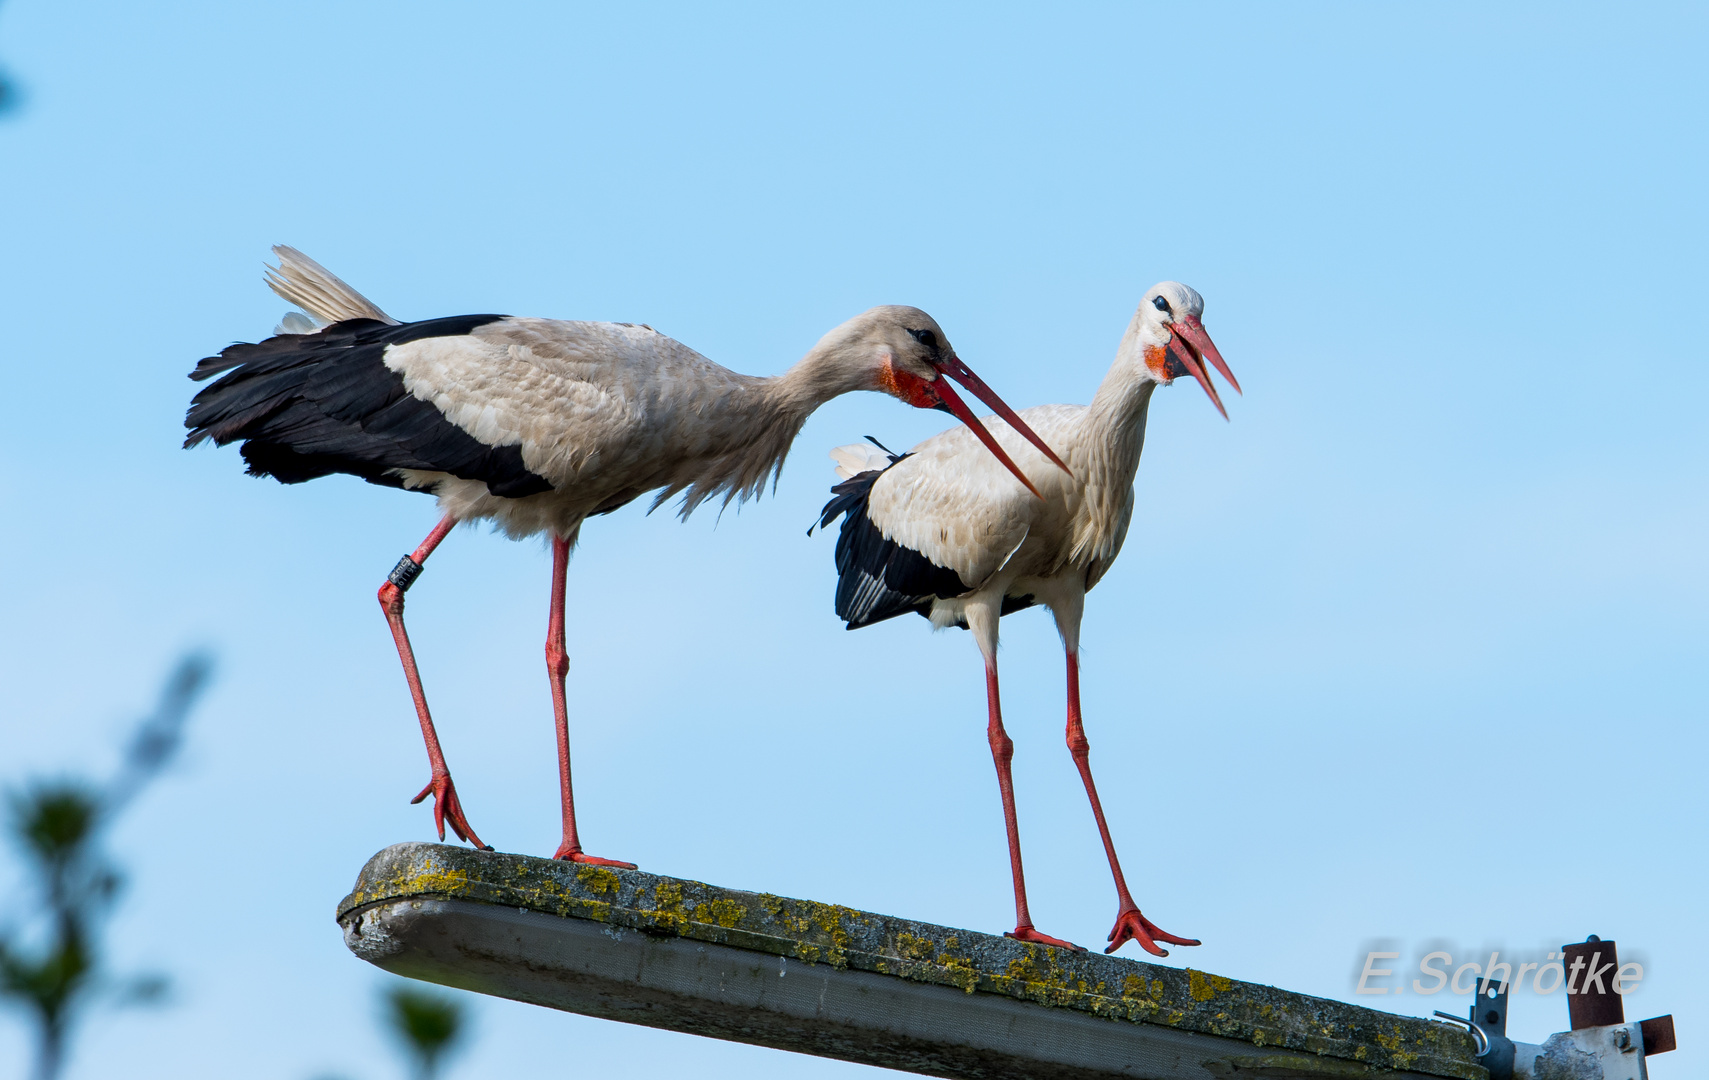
[[1106, 907, 1198, 957], [553, 844, 637, 869], [410, 773, 487, 850], [1006, 925, 1086, 951]]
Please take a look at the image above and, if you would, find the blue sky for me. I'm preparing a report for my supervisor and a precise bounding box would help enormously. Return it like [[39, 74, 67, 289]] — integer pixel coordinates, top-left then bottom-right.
[[1, 2, 1704, 1077]]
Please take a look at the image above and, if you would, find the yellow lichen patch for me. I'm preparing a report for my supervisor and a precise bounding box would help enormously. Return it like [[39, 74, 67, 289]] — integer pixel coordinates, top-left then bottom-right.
[[990, 946, 1115, 1011], [1121, 974, 1144, 998], [1004, 944, 1050, 984], [758, 898, 817, 939], [1376, 1029, 1418, 1068], [1187, 969, 1233, 1002], [653, 882, 684, 910], [895, 933, 935, 962], [575, 865, 621, 896], [574, 898, 613, 922], [694, 899, 747, 929], [936, 952, 979, 994], [805, 901, 858, 935], [401, 865, 472, 897], [640, 882, 688, 931], [886, 932, 978, 993]]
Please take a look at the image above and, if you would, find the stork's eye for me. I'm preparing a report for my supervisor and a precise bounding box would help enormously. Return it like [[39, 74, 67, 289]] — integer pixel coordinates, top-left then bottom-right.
[[907, 328, 938, 351], [1152, 296, 1172, 314]]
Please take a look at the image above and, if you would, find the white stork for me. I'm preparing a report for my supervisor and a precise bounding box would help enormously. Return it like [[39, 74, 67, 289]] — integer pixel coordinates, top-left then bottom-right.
[[185, 247, 1067, 866], [816, 281, 1237, 954]]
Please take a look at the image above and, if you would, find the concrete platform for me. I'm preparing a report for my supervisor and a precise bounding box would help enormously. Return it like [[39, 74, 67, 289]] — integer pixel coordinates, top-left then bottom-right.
[[338, 843, 1483, 1080]]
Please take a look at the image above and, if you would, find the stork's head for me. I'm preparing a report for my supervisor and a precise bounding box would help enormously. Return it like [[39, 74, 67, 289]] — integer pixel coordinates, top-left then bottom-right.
[[814, 305, 1072, 496], [1134, 282, 1240, 419]]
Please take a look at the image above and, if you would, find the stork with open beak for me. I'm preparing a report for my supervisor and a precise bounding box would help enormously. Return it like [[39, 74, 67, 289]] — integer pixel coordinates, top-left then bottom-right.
[[817, 281, 1236, 954], [184, 246, 1063, 865]]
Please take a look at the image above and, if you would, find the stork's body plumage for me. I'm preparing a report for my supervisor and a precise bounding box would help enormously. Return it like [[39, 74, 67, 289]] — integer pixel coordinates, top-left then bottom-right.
[[186, 247, 1063, 864], [819, 282, 1237, 955], [827, 401, 1142, 630]]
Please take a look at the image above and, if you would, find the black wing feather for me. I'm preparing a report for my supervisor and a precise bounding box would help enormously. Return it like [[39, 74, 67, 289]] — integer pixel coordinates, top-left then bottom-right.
[[184, 315, 554, 498], [817, 455, 970, 630]]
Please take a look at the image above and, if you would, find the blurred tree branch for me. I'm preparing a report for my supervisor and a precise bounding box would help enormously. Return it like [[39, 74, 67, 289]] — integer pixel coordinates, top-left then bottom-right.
[[0, 654, 213, 1080]]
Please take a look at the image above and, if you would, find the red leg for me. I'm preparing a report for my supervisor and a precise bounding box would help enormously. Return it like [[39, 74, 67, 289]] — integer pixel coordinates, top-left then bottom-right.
[[376, 516, 488, 849], [546, 535, 635, 868], [985, 657, 1081, 951], [1065, 649, 1198, 956]]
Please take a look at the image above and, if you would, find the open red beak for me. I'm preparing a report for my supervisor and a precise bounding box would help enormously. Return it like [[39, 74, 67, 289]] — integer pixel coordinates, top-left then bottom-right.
[[930, 378, 1043, 498], [1165, 314, 1239, 420], [931, 355, 1072, 498]]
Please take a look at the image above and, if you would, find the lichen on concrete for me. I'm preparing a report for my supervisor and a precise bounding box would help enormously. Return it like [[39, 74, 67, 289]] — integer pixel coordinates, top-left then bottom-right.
[[337, 843, 1482, 1080]]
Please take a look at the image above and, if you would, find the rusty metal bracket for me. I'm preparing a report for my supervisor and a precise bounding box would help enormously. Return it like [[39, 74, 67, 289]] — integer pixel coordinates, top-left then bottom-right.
[[1429, 936, 1678, 1080]]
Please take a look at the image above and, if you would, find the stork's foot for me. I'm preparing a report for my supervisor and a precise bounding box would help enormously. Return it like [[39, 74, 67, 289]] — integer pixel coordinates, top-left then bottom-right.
[[1005, 925, 1085, 951], [1105, 905, 1199, 957], [410, 772, 490, 850], [552, 843, 637, 869]]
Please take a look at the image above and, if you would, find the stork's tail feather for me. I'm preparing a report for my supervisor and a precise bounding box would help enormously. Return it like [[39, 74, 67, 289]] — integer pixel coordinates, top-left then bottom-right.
[[265, 245, 398, 326], [814, 441, 903, 533], [829, 440, 898, 481], [275, 311, 324, 336]]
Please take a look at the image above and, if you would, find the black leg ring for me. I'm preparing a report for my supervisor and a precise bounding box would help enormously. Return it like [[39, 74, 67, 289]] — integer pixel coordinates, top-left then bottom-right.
[[388, 555, 424, 592]]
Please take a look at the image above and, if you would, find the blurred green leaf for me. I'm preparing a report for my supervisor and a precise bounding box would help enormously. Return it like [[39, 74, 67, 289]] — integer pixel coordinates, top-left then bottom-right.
[[385, 986, 465, 1080], [11, 785, 98, 870]]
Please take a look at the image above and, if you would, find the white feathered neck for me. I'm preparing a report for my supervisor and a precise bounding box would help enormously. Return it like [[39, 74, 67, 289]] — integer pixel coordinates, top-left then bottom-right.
[[1068, 310, 1168, 567]]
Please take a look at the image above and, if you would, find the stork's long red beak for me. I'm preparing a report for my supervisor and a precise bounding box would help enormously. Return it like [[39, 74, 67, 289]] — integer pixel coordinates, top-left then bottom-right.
[[1165, 314, 1239, 420], [930, 376, 1046, 498], [933, 354, 1073, 477]]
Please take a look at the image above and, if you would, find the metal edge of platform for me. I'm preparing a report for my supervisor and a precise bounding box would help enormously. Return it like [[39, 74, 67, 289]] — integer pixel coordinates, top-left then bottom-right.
[[336, 843, 1483, 1080], [345, 896, 1459, 1080]]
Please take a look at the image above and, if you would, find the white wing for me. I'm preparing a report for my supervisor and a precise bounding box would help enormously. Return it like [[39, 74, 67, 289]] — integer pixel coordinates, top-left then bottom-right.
[[383, 318, 774, 508], [864, 404, 1087, 589]]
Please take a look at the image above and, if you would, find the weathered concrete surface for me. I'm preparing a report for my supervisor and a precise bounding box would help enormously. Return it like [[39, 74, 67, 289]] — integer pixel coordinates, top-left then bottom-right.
[[338, 843, 1482, 1080]]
